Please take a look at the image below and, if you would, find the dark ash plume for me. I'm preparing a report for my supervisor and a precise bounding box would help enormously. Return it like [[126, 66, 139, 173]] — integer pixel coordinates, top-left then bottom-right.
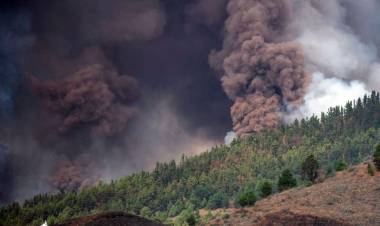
[[0, 0, 232, 203], [210, 0, 309, 137], [30, 64, 139, 137]]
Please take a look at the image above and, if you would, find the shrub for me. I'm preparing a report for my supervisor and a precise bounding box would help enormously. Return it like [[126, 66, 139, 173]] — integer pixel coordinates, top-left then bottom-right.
[[367, 163, 375, 176], [335, 159, 348, 171], [235, 191, 256, 207], [176, 209, 199, 226], [154, 211, 167, 222], [47, 216, 58, 226], [374, 144, 380, 171], [278, 169, 297, 192], [207, 192, 229, 209], [301, 155, 320, 182], [259, 181, 272, 198], [168, 201, 184, 217], [185, 214, 197, 226], [325, 166, 334, 177], [140, 207, 152, 218]]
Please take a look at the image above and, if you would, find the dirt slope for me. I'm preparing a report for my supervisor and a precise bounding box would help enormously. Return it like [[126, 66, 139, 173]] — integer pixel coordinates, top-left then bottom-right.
[[54, 212, 165, 226], [208, 162, 380, 226]]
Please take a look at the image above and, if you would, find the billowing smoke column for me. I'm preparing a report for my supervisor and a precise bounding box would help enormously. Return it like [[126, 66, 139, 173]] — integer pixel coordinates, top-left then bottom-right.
[[210, 0, 309, 137], [30, 63, 139, 137]]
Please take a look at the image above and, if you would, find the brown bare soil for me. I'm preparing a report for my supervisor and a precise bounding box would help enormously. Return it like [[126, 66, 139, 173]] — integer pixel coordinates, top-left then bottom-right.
[[207, 162, 380, 226], [54, 212, 165, 226]]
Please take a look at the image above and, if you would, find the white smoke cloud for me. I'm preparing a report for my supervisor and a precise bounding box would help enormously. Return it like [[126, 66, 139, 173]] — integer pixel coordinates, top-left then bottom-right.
[[289, 0, 379, 118], [298, 72, 368, 117], [224, 131, 237, 145]]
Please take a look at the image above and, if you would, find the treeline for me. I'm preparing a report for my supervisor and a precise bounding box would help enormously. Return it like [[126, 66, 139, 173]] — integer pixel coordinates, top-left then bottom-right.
[[1, 91, 380, 226]]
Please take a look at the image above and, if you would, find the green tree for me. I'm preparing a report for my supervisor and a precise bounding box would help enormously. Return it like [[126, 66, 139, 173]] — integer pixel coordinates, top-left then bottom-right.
[[278, 169, 297, 192], [325, 166, 334, 177], [168, 201, 183, 217], [154, 211, 167, 222], [301, 155, 320, 182], [259, 181, 272, 198], [335, 159, 347, 171], [374, 144, 380, 170], [207, 192, 229, 209], [235, 191, 256, 207], [47, 216, 58, 225], [175, 209, 199, 226], [185, 213, 197, 226], [140, 207, 152, 218]]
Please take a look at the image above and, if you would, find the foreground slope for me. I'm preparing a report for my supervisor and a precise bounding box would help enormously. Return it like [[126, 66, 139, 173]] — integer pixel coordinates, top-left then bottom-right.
[[208, 162, 380, 226], [53, 212, 164, 226]]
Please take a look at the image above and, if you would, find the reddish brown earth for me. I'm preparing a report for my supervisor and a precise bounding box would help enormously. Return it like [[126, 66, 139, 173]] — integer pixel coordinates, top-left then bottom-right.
[[54, 212, 165, 226], [207, 162, 380, 226]]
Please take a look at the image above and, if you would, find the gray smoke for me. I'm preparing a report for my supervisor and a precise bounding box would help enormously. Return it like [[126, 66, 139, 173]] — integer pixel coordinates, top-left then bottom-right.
[[289, 0, 380, 118]]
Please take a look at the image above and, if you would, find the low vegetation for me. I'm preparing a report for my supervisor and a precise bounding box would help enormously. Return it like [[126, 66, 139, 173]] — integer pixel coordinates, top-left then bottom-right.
[[374, 144, 380, 170], [235, 190, 256, 207], [335, 159, 348, 172], [1, 91, 380, 226], [367, 163, 375, 176], [301, 155, 320, 183], [258, 181, 272, 198], [277, 169, 297, 192]]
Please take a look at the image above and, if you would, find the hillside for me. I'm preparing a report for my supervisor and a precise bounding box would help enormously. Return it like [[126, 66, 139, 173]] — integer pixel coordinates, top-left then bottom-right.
[[54, 212, 165, 226], [1, 92, 380, 226], [207, 162, 380, 226]]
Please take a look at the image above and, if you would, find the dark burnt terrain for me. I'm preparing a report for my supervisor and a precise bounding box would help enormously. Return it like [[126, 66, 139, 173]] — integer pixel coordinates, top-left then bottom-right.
[[54, 212, 165, 226]]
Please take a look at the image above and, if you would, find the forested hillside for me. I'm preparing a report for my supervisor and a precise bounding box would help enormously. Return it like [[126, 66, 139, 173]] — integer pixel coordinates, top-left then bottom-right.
[[1, 91, 380, 226]]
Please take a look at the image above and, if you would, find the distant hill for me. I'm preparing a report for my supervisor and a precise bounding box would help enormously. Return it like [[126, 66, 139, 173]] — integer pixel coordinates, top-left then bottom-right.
[[207, 162, 380, 226], [1, 91, 380, 226]]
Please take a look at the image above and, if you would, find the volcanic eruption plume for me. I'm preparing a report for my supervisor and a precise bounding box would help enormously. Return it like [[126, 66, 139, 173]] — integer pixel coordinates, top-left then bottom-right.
[[30, 63, 139, 137], [210, 0, 309, 137]]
